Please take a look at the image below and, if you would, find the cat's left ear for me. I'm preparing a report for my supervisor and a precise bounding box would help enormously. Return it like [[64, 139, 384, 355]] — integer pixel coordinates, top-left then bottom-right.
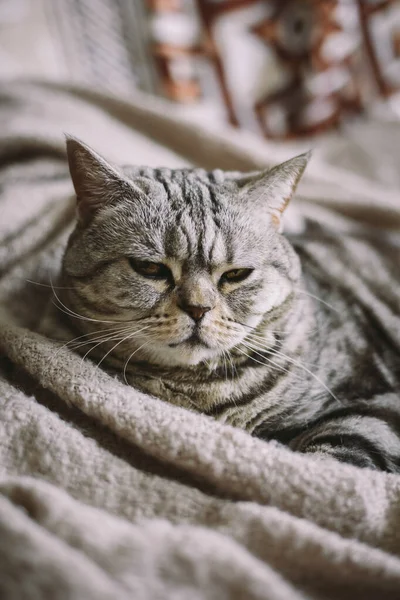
[[66, 135, 130, 225], [238, 152, 311, 232]]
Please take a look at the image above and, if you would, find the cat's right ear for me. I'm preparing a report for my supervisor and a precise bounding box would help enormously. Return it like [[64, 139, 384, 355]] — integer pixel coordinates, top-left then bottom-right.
[[66, 135, 128, 225], [237, 152, 311, 233]]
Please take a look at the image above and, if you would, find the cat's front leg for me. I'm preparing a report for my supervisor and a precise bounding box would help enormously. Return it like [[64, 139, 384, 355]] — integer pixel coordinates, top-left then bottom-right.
[[288, 412, 400, 473], [295, 438, 379, 470]]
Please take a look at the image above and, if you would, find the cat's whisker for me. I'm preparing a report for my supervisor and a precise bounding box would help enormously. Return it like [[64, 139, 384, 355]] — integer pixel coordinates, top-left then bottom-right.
[[48, 330, 126, 370], [236, 346, 285, 373], [71, 330, 136, 356], [51, 295, 146, 326], [235, 348, 312, 392], [246, 328, 321, 351], [65, 324, 137, 347], [218, 319, 283, 335], [51, 297, 119, 325], [239, 342, 297, 379], [50, 279, 125, 325], [68, 325, 140, 351], [48, 323, 140, 369], [294, 287, 340, 314], [88, 326, 153, 373], [227, 351, 239, 408], [223, 350, 229, 383], [246, 334, 319, 368], [77, 334, 130, 370], [230, 321, 303, 358], [220, 350, 225, 381], [225, 351, 232, 381], [81, 330, 156, 376], [244, 340, 338, 402], [231, 320, 320, 338], [123, 340, 154, 385], [26, 279, 75, 290], [202, 357, 212, 370], [226, 349, 237, 381], [236, 348, 310, 397]]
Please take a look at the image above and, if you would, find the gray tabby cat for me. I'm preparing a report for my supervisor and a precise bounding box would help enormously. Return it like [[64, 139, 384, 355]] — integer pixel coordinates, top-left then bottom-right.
[[60, 137, 400, 472]]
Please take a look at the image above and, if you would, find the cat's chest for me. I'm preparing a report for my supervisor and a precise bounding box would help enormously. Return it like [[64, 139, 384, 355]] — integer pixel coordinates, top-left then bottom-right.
[[125, 364, 268, 416]]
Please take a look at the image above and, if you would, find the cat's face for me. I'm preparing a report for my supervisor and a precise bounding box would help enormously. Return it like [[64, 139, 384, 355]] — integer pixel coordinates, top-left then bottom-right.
[[62, 138, 309, 367]]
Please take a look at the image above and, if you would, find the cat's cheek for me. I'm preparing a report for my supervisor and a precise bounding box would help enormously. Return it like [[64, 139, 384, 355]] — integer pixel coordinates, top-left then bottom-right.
[[270, 279, 293, 309], [248, 275, 293, 317]]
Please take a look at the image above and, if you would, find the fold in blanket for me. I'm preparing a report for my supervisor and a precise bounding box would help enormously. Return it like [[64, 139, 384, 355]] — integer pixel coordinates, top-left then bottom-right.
[[1, 81, 400, 600]]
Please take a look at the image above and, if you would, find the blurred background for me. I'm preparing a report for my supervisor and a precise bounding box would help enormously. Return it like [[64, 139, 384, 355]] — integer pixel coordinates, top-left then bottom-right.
[[1, 0, 400, 141]]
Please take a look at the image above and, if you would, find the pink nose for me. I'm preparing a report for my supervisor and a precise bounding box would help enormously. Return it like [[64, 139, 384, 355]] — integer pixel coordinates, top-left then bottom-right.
[[179, 303, 211, 322]]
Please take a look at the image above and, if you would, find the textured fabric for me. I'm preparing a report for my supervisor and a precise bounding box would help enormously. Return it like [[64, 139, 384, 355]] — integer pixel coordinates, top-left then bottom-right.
[[1, 80, 400, 599]]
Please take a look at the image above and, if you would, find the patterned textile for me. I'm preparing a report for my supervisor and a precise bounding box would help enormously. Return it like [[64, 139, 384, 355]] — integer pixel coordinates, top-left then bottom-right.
[[147, 0, 400, 138], [50, 0, 158, 95], [40, 0, 400, 138]]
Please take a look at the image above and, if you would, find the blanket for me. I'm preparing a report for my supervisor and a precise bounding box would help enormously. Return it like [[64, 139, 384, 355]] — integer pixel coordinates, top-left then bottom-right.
[[1, 80, 400, 600]]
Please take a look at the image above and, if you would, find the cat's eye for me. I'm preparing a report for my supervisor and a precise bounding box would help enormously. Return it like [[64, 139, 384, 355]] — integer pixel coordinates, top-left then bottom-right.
[[220, 268, 254, 284], [129, 259, 172, 281]]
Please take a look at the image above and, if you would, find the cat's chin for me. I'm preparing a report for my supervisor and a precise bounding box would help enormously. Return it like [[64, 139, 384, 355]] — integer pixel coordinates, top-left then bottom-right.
[[143, 342, 219, 367]]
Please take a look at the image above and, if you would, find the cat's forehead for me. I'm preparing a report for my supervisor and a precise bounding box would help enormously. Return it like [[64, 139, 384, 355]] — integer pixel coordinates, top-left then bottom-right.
[[122, 165, 228, 186], [114, 165, 271, 265], [121, 165, 241, 218]]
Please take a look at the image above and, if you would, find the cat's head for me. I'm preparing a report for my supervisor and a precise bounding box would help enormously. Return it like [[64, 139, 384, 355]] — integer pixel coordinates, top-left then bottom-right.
[[62, 137, 310, 367]]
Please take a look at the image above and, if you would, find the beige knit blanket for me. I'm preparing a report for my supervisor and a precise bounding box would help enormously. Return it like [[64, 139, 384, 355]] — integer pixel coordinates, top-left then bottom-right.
[[1, 80, 400, 600]]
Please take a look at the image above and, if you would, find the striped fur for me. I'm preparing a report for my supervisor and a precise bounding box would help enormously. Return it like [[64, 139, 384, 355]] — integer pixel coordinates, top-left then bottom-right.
[[61, 138, 400, 472]]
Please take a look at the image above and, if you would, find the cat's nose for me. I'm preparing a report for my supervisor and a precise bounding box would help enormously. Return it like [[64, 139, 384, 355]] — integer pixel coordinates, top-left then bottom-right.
[[178, 302, 211, 322]]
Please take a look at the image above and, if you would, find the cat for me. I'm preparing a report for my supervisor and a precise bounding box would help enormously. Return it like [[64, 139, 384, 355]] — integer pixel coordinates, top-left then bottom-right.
[[59, 136, 400, 472]]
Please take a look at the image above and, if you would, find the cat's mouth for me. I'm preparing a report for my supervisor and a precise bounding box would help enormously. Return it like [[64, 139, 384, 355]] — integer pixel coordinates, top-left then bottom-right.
[[168, 330, 210, 349]]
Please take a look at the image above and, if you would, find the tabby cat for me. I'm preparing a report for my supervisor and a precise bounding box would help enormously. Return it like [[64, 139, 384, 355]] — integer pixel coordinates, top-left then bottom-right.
[[60, 136, 400, 472]]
